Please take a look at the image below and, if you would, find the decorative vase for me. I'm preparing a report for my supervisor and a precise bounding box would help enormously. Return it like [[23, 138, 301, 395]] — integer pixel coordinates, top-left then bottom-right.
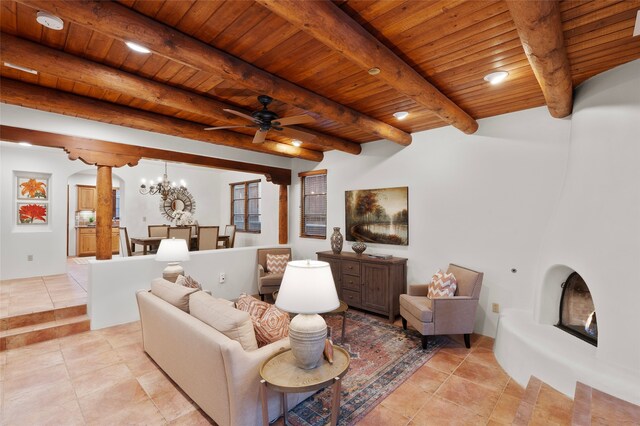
[[330, 227, 343, 254], [352, 241, 367, 255]]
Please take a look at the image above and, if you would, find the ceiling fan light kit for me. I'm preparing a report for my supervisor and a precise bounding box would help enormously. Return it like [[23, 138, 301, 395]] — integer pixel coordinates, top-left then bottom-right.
[[206, 95, 317, 144]]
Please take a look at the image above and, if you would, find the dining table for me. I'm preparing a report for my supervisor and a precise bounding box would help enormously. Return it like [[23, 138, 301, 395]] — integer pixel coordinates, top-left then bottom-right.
[[130, 235, 230, 255]]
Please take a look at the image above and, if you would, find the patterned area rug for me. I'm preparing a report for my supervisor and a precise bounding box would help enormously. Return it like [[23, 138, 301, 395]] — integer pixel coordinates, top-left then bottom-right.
[[287, 310, 444, 426]]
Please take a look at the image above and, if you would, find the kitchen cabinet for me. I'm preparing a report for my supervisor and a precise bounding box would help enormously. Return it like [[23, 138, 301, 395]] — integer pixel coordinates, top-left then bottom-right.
[[77, 185, 97, 211], [316, 251, 407, 322], [77, 227, 119, 257]]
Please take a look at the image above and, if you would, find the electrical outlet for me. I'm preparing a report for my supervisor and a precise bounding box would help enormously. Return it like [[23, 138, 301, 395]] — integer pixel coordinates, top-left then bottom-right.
[[27, 255, 33, 261], [142, 216, 147, 222], [219, 273, 226, 284], [492, 303, 500, 313]]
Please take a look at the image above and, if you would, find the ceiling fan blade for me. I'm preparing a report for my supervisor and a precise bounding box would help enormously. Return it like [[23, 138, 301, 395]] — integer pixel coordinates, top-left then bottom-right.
[[278, 126, 317, 141], [204, 125, 248, 130], [273, 114, 315, 126], [252, 129, 269, 144], [223, 109, 257, 123]]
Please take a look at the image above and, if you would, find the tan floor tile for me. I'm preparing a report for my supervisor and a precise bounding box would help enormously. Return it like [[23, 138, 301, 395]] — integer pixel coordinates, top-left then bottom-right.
[[169, 409, 217, 425], [409, 395, 487, 426], [86, 398, 165, 426], [113, 341, 145, 361], [425, 351, 465, 374], [503, 378, 525, 399], [2, 363, 69, 401], [453, 357, 510, 392], [379, 379, 430, 418], [435, 375, 502, 418], [126, 352, 162, 377], [78, 377, 150, 422], [591, 388, 640, 424], [3, 398, 85, 425], [151, 385, 198, 421], [53, 298, 88, 309], [138, 369, 181, 398], [403, 364, 450, 394], [4, 336, 60, 361], [3, 376, 77, 418], [465, 347, 502, 370], [530, 383, 573, 425], [4, 348, 64, 380], [440, 345, 472, 358], [489, 393, 521, 424], [358, 402, 411, 426], [65, 349, 123, 378], [72, 362, 134, 398], [104, 329, 143, 348], [61, 336, 113, 362]]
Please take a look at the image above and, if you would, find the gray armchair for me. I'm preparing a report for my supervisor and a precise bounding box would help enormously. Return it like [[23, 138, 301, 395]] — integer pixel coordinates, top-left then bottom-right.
[[257, 247, 291, 301], [399, 264, 483, 349]]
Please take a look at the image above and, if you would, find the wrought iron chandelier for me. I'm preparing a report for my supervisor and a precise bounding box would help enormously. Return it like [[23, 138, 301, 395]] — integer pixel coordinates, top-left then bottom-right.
[[139, 162, 188, 201]]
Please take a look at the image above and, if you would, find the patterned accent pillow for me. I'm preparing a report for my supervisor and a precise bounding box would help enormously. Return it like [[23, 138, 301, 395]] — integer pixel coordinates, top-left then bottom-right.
[[266, 253, 289, 274], [236, 293, 269, 322], [175, 274, 202, 290], [254, 304, 290, 347], [428, 269, 457, 298]]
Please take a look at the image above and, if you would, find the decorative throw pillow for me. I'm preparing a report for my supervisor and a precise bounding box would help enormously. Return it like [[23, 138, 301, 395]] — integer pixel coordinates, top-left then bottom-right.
[[428, 269, 457, 298], [175, 274, 202, 290], [150, 278, 199, 312], [236, 293, 269, 322], [254, 304, 290, 347], [266, 253, 289, 274]]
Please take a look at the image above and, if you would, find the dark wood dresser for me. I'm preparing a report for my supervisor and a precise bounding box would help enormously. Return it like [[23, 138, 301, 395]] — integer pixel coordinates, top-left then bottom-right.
[[316, 251, 407, 322]]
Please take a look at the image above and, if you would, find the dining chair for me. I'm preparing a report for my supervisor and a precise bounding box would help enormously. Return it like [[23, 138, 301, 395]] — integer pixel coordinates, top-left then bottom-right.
[[119, 227, 143, 257], [218, 224, 237, 248], [168, 226, 192, 249], [197, 226, 219, 251], [189, 224, 198, 238], [148, 225, 169, 238]]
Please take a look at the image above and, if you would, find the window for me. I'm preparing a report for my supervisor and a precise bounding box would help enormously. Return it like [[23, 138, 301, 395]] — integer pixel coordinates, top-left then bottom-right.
[[230, 180, 261, 232], [299, 170, 327, 238]]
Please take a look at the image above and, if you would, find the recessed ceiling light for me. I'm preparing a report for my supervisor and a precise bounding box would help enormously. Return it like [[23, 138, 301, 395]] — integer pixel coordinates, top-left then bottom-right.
[[484, 71, 509, 85], [393, 111, 409, 120], [368, 67, 381, 75], [125, 41, 151, 54], [18, 142, 33, 147], [3, 62, 38, 75], [36, 11, 64, 30], [292, 140, 302, 147]]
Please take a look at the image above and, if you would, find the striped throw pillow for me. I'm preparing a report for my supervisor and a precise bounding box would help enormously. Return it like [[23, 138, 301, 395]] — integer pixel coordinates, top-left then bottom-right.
[[428, 269, 457, 298], [266, 253, 289, 274]]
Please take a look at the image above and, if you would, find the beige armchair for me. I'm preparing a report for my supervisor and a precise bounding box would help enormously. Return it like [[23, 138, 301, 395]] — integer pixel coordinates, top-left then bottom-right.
[[400, 264, 483, 349], [257, 247, 291, 301]]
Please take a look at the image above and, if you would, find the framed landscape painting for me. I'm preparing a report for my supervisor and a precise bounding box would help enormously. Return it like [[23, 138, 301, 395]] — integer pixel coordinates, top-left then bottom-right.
[[17, 203, 48, 224], [17, 177, 48, 200], [345, 186, 408, 245]]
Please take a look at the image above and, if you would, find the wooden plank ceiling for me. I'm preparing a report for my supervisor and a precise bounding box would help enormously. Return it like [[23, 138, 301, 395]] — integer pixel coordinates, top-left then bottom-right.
[[1, 0, 639, 161]]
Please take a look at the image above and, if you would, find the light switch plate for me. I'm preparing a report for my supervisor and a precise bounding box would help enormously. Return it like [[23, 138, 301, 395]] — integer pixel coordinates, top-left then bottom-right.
[[492, 303, 500, 313]]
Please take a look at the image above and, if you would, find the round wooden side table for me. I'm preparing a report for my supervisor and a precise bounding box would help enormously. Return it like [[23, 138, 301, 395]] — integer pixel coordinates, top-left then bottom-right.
[[259, 346, 350, 426]]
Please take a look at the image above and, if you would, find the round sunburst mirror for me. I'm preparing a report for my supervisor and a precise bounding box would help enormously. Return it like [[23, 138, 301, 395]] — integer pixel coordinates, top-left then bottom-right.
[[160, 190, 196, 221]]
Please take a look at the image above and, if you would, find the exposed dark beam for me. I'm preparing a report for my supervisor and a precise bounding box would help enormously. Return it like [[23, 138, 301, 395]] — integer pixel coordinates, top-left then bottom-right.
[[17, 0, 412, 145]]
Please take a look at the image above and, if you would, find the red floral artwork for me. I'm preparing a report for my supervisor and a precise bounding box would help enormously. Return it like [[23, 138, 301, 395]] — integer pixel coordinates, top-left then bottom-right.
[[19, 204, 47, 223]]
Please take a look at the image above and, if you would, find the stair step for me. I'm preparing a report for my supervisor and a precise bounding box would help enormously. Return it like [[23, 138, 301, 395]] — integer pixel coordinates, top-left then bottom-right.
[[572, 382, 640, 425], [513, 376, 573, 425], [0, 314, 90, 351], [0, 304, 87, 331]]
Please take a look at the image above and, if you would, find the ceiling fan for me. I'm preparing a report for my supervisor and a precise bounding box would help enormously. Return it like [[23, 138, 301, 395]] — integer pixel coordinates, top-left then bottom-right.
[[205, 95, 317, 144]]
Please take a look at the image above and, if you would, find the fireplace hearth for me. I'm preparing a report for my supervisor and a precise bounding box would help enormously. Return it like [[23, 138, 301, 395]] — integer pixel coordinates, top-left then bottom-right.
[[557, 272, 597, 346]]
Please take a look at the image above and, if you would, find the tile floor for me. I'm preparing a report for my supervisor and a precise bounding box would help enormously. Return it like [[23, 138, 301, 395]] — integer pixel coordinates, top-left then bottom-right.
[[0, 261, 526, 425]]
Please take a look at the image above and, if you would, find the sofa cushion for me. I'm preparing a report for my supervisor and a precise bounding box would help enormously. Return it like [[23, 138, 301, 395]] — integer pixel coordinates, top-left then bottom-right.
[[151, 278, 199, 312], [189, 292, 258, 351], [254, 304, 290, 347], [399, 294, 433, 322], [428, 269, 457, 298], [175, 274, 202, 290], [266, 253, 289, 274]]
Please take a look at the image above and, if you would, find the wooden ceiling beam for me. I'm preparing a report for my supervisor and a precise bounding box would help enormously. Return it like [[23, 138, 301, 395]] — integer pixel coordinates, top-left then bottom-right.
[[0, 79, 323, 162], [0, 125, 292, 186], [256, 0, 479, 135], [16, 0, 411, 146], [506, 0, 573, 118], [0, 33, 361, 155]]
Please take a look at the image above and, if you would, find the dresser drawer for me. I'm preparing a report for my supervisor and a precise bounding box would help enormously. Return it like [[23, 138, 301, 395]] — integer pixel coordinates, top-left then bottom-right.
[[342, 273, 360, 291], [342, 260, 360, 276], [342, 289, 361, 307]]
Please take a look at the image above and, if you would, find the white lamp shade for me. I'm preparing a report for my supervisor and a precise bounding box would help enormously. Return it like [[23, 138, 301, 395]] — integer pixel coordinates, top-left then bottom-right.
[[155, 238, 190, 262], [275, 260, 339, 314]]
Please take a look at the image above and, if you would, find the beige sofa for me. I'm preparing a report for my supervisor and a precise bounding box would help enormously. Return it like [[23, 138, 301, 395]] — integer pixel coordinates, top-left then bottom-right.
[[136, 279, 311, 426]]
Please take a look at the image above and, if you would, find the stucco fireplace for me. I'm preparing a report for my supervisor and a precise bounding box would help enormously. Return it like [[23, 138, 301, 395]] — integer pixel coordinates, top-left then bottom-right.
[[556, 272, 597, 346]]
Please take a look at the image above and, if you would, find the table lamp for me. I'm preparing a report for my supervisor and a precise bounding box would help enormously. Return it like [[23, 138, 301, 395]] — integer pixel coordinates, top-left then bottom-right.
[[155, 238, 190, 282], [275, 260, 339, 369]]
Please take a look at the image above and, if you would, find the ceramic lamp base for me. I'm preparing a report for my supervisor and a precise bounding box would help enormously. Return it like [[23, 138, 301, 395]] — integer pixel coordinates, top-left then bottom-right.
[[163, 262, 184, 283], [288, 313, 327, 369]]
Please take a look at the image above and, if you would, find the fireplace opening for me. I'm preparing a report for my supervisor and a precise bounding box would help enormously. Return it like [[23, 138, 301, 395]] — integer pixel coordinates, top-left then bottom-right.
[[556, 271, 597, 346]]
